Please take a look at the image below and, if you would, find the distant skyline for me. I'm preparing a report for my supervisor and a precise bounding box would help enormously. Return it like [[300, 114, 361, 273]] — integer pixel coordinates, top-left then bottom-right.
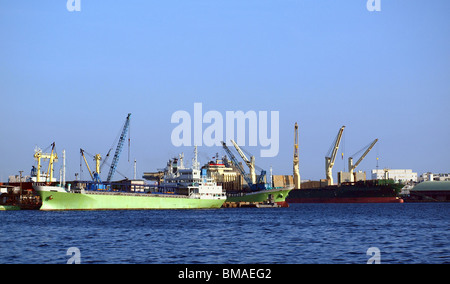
[[1, 1, 449, 182]]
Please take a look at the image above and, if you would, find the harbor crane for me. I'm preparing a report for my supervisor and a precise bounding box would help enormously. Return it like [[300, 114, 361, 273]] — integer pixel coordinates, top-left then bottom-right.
[[80, 149, 102, 183], [33, 142, 58, 183], [221, 141, 267, 191], [230, 139, 257, 185], [325, 126, 345, 185], [348, 138, 378, 182], [106, 113, 131, 183], [221, 141, 251, 184], [293, 123, 300, 189]]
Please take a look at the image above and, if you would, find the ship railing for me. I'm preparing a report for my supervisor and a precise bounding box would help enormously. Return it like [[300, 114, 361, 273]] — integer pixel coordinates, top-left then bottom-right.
[[70, 180, 154, 194], [83, 190, 190, 199]]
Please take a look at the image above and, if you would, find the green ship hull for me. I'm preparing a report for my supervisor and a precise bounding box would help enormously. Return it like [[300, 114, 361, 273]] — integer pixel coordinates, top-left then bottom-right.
[[226, 188, 292, 203], [0, 205, 21, 211], [37, 190, 225, 211]]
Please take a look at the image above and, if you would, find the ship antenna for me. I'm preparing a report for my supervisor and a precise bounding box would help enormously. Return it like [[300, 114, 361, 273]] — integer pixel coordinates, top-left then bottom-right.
[[193, 146, 199, 170]]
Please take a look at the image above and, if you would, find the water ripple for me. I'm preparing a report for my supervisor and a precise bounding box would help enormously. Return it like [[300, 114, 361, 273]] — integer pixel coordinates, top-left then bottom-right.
[[0, 203, 448, 264]]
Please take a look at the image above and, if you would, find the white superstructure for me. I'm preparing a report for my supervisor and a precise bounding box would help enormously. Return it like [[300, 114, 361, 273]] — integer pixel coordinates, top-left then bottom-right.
[[160, 147, 226, 200]]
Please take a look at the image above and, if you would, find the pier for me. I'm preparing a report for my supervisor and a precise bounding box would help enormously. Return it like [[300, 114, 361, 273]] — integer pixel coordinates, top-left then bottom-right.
[[222, 201, 288, 208]]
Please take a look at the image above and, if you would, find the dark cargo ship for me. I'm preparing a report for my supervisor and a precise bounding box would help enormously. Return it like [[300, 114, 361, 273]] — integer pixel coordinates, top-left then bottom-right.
[[287, 179, 404, 203]]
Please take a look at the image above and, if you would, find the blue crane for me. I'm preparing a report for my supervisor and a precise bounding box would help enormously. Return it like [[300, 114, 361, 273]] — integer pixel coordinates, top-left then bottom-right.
[[221, 141, 252, 186], [221, 141, 268, 191], [107, 113, 131, 183]]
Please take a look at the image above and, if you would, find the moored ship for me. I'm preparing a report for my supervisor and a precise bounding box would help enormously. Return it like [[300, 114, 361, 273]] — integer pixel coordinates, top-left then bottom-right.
[[204, 143, 292, 207], [286, 179, 404, 203], [34, 182, 226, 211], [1, 182, 41, 210], [286, 123, 403, 204], [33, 146, 226, 210]]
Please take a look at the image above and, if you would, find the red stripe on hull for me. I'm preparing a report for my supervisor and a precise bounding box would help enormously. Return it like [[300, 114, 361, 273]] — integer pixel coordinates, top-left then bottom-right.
[[276, 201, 289, 207], [287, 197, 403, 204]]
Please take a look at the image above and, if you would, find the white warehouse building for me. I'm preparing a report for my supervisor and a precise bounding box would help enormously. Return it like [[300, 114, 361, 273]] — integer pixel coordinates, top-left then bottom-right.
[[419, 173, 450, 182], [371, 169, 418, 183]]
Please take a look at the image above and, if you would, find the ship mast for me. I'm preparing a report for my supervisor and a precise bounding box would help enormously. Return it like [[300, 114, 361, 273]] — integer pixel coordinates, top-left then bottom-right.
[[192, 146, 200, 170], [293, 122, 300, 189]]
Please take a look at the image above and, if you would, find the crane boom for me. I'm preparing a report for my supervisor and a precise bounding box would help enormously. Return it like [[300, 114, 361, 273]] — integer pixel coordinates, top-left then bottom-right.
[[350, 139, 378, 170], [45, 142, 58, 183], [107, 113, 131, 182], [230, 139, 256, 185], [230, 139, 250, 165], [221, 141, 252, 185], [80, 149, 94, 180], [80, 149, 103, 182], [327, 126, 345, 165], [325, 126, 345, 185], [348, 138, 378, 182]]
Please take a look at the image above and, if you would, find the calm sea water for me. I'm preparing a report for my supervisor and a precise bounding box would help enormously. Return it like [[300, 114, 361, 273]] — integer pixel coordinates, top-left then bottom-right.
[[0, 203, 448, 264]]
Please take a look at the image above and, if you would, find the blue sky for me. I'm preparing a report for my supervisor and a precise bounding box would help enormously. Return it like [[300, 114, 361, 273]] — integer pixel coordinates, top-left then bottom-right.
[[1, 0, 449, 182]]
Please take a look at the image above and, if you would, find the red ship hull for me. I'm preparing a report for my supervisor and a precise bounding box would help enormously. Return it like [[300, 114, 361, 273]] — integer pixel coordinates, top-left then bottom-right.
[[287, 197, 403, 204], [287, 180, 404, 204]]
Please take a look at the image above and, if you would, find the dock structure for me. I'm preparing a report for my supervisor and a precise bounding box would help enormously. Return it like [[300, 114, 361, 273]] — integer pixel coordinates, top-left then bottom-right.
[[222, 201, 288, 208], [406, 181, 450, 202]]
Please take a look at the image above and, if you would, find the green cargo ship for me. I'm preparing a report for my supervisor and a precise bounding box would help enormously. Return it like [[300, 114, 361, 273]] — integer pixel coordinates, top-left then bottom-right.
[[33, 146, 227, 210], [34, 165, 227, 211], [34, 186, 225, 210], [0, 205, 21, 211]]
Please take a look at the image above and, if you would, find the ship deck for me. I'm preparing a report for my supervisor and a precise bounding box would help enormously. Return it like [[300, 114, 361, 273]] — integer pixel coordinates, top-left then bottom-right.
[[81, 190, 191, 199]]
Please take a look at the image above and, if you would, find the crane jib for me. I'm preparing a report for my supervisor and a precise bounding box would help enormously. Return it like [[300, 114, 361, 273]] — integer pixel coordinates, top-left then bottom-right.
[[107, 113, 131, 183]]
